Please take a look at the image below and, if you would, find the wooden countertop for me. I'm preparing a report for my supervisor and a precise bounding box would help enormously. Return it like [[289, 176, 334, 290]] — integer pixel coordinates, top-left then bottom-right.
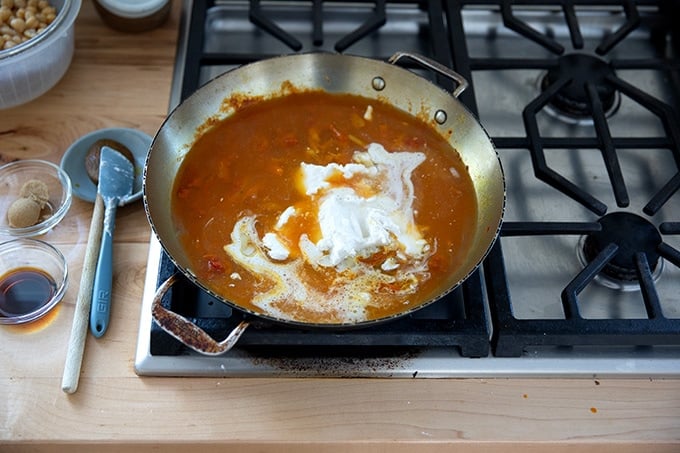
[[1, 2, 679, 452]]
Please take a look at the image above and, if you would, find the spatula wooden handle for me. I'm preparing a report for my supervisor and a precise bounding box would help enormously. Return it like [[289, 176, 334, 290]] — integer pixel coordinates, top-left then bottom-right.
[[62, 195, 104, 394]]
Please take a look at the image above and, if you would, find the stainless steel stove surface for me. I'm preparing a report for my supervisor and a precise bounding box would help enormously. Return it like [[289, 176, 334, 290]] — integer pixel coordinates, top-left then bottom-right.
[[135, 0, 680, 377]]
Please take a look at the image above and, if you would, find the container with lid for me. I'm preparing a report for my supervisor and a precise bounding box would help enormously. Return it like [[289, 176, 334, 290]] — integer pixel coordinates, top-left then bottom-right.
[[94, 0, 171, 32], [0, 0, 82, 109]]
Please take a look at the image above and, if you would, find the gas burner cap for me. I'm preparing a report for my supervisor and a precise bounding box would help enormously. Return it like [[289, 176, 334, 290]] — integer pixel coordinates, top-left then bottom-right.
[[581, 212, 663, 288], [540, 53, 620, 123]]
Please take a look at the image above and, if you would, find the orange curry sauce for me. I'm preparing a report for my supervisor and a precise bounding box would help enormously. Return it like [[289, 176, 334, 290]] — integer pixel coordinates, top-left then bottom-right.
[[171, 91, 477, 324]]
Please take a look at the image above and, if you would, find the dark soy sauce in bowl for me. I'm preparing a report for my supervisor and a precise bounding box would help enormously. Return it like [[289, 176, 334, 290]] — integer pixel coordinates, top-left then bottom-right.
[[0, 267, 57, 318]]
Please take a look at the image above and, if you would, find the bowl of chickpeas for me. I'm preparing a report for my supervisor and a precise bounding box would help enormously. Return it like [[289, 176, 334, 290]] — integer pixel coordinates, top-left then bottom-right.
[[0, 0, 81, 109]]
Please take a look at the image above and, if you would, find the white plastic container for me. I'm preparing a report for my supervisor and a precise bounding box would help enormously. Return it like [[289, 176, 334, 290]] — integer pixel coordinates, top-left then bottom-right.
[[0, 0, 82, 109], [93, 0, 170, 32]]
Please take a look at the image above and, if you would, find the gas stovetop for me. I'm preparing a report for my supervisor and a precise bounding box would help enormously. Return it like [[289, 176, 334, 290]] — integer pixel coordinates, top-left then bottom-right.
[[135, 0, 680, 378]]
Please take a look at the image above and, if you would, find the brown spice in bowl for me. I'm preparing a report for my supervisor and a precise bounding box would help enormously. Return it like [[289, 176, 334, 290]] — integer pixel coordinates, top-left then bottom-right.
[[7, 197, 41, 227], [20, 178, 49, 207], [6, 178, 50, 228]]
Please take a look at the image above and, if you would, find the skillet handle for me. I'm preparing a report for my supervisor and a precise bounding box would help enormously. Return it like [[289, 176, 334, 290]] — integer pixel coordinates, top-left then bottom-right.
[[388, 52, 469, 98], [151, 274, 250, 356]]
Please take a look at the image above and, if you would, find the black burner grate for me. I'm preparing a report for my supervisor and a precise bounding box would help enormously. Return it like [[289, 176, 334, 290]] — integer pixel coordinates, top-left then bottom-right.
[[445, 0, 680, 356], [151, 249, 491, 358], [150, 0, 680, 361]]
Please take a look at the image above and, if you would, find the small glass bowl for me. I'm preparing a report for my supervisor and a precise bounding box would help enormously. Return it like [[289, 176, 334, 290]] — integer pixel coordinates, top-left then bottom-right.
[[0, 160, 72, 237], [0, 238, 68, 325]]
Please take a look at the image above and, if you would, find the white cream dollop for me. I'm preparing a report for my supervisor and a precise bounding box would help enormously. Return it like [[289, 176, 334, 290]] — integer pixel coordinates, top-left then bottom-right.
[[299, 143, 428, 268], [223, 143, 433, 323]]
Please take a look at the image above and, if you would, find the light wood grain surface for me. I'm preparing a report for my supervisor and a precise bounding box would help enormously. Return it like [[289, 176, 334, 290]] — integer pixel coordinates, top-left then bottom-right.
[[1, 1, 679, 452]]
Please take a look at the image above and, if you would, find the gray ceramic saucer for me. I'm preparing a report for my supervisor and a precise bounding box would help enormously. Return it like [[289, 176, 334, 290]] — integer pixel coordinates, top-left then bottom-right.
[[60, 127, 152, 204]]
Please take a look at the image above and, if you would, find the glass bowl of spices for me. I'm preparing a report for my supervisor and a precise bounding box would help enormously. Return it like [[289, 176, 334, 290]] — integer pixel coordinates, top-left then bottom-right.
[[0, 237, 68, 324], [0, 159, 72, 237]]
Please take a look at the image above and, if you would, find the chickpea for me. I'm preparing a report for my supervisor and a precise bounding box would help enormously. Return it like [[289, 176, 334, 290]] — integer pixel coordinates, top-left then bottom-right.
[[0, 6, 10, 22], [10, 17, 24, 33], [24, 14, 35, 28]]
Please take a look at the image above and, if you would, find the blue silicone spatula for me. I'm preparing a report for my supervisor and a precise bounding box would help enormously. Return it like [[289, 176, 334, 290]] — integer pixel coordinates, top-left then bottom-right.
[[89, 146, 134, 337]]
